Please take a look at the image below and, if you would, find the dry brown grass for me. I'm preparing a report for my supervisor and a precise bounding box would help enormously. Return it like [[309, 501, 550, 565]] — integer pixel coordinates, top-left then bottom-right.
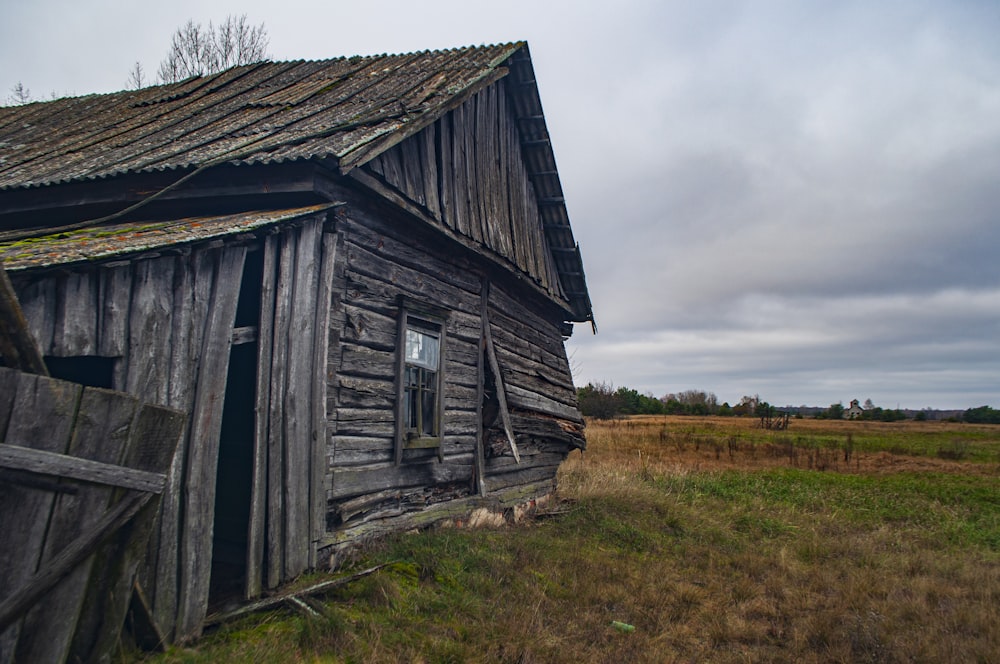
[[141, 416, 1000, 663]]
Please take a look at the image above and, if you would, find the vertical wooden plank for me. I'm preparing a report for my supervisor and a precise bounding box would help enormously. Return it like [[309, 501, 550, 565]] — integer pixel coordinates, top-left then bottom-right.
[[52, 270, 98, 357], [125, 257, 175, 405], [246, 236, 277, 599], [393, 304, 407, 466], [463, 101, 483, 244], [474, 280, 489, 497], [437, 116, 454, 230], [310, 230, 339, 568], [0, 373, 81, 664], [175, 244, 246, 641], [401, 136, 425, 206], [0, 367, 18, 437], [421, 122, 441, 220], [284, 220, 320, 579], [98, 263, 131, 357], [474, 91, 494, 251], [142, 250, 211, 640], [16, 387, 140, 664], [266, 233, 294, 589], [451, 104, 471, 239]]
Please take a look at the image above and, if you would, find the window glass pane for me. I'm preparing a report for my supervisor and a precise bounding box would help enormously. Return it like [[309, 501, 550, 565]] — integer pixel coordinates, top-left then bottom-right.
[[405, 328, 439, 369], [421, 372, 437, 435]]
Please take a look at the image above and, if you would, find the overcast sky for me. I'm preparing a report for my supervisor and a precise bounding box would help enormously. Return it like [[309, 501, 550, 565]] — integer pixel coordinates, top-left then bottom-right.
[[2, 0, 998, 409]]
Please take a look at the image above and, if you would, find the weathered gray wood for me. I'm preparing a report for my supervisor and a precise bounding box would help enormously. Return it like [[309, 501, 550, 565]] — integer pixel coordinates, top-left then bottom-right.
[[437, 114, 455, 231], [126, 256, 175, 404], [51, 270, 98, 357], [175, 244, 246, 642], [0, 444, 165, 493], [330, 460, 474, 501], [246, 235, 277, 599], [13, 386, 139, 664], [421, 123, 441, 219], [97, 263, 130, 356], [339, 344, 396, 380], [284, 219, 320, 580], [483, 295, 519, 464], [484, 464, 560, 493], [474, 281, 488, 497], [204, 563, 389, 627], [0, 367, 18, 437], [0, 266, 48, 376], [0, 491, 153, 635], [311, 231, 338, 569], [10, 276, 55, 357], [505, 384, 584, 423], [0, 372, 80, 664], [72, 402, 187, 663], [266, 232, 293, 589], [143, 249, 211, 640]]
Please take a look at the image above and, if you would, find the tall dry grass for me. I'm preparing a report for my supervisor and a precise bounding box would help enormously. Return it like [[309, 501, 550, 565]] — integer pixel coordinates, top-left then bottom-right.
[[139, 416, 1000, 663]]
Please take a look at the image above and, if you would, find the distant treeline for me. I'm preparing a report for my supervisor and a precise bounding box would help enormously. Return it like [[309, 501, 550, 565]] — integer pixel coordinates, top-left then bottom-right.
[[576, 382, 1000, 424]]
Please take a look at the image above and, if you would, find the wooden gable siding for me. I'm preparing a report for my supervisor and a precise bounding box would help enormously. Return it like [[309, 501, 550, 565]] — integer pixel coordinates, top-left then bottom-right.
[[361, 78, 564, 301]]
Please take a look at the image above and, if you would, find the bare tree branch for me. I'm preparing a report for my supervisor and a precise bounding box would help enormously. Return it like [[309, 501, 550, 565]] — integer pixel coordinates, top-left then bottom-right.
[[126, 61, 146, 90], [6, 82, 32, 106], [156, 15, 269, 84]]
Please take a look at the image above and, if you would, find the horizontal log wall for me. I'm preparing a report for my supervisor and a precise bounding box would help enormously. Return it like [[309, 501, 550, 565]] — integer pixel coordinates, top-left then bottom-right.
[[327, 206, 482, 503], [323, 186, 585, 557]]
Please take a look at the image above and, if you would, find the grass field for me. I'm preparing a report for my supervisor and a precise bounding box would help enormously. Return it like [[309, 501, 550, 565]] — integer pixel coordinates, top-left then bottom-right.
[[139, 416, 1000, 663]]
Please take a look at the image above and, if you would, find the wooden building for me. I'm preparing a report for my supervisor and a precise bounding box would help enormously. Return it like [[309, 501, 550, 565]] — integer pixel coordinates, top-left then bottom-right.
[[0, 42, 593, 643]]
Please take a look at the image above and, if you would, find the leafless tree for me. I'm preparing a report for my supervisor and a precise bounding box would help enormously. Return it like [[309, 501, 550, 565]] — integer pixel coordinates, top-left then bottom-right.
[[156, 14, 269, 84], [126, 61, 146, 90], [7, 82, 32, 105]]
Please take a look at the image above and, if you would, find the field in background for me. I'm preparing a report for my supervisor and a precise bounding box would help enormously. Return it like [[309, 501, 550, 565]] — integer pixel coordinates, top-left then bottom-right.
[[141, 417, 1000, 663]]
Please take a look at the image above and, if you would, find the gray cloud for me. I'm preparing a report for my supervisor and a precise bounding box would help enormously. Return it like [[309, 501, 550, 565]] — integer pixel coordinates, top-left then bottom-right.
[[3, 0, 998, 409]]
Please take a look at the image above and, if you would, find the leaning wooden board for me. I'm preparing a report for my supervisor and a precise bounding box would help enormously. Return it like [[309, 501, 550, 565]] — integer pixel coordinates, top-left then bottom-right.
[[0, 367, 185, 664]]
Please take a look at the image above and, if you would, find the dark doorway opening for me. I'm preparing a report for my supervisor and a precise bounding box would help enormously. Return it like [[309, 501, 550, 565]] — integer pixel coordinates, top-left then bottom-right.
[[209, 342, 257, 607], [45, 355, 115, 389], [209, 247, 263, 607]]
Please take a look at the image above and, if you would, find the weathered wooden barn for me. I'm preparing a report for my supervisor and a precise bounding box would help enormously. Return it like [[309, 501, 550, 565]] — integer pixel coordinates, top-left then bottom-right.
[[0, 42, 593, 643]]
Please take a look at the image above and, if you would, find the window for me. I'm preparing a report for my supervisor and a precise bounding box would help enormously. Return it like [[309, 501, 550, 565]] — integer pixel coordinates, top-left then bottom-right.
[[403, 324, 440, 440], [396, 300, 447, 463]]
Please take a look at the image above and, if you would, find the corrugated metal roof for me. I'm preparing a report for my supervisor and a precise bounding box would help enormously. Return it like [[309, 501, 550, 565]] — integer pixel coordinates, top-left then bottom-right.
[[0, 204, 333, 270], [0, 43, 521, 190], [0, 42, 593, 327]]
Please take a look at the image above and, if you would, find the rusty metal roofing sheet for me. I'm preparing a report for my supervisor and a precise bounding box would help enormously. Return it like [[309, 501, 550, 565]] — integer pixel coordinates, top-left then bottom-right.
[[0, 204, 333, 270]]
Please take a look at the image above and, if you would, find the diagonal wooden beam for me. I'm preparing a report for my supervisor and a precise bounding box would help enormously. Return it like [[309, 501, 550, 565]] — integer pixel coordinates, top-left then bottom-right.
[[0, 491, 152, 632], [0, 265, 48, 376], [482, 288, 520, 464]]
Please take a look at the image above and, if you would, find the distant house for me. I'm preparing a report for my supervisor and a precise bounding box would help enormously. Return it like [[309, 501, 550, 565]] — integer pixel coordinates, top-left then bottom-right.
[[0, 42, 593, 643], [845, 399, 864, 419]]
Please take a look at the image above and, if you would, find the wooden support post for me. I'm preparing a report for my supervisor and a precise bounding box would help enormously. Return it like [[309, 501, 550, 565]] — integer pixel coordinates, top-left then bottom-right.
[[474, 280, 489, 496], [0, 266, 48, 376]]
